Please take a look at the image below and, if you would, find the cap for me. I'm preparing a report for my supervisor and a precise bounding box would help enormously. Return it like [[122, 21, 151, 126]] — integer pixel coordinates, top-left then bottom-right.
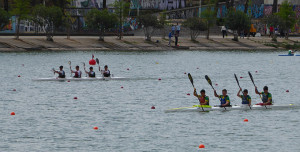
[[200, 89, 205, 93], [89, 67, 93, 69], [263, 86, 268, 90], [59, 66, 63, 69], [243, 89, 248, 93]]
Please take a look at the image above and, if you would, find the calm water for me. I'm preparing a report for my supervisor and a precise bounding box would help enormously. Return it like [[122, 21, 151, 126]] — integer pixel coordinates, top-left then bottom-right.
[[0, 50, 300, 152]]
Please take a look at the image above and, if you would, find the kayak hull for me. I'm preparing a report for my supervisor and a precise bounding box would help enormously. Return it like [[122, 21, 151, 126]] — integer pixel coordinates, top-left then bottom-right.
[[165, 104, 300, 113], [278, 54, 294, 56], [32, 77, 129, 81]]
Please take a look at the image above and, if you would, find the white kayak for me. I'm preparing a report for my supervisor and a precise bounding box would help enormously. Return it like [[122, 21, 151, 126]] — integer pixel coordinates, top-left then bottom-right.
[[165, 104, 300, 113], [32, 76, 129, 81]]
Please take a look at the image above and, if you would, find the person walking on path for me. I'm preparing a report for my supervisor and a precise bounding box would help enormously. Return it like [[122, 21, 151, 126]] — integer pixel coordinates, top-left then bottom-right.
[[168, 31, 173, 46], [221, 26, 227, 38]]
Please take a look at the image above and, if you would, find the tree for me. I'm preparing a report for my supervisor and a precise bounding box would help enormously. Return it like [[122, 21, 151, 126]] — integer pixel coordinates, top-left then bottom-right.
[[263, 14, 281, 41], [225, 9, 251, 41], [183, 17, 207, 41], [32, 5, 63, 41], [276, 0, 296, 39], [85, 9, 118, 41], [0, 8, 10, 30], [157, 12, 168, 39], [138, 13, 159, 41], [272, 0, 278, 14], [10, 0, 31, 40], [111, 0, 130, 40], [202, 0, 217, 39]]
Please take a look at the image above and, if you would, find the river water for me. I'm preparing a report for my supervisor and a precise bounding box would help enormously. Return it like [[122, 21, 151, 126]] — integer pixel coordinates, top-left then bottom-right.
[[0, 50, 300, 152]]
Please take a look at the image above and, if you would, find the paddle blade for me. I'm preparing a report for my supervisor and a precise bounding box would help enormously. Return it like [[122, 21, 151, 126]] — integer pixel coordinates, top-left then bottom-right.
[[205, 75, 212, 86], [248, 71, 255, 86], [188, 73, 194, 87], [82, 62, 85, 66], [68, 61, 71, 65], [234, 74, 241, 88], [96, 58, 99, 65]]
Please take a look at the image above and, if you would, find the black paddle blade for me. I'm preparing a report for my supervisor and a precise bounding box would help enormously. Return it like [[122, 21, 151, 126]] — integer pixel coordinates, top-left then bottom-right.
[[188, 73, 194, 87], [205, 75, 212, 85], [248, 71, 255, 85], [234, 74, 241, 88], [96, 58, 99, 64]]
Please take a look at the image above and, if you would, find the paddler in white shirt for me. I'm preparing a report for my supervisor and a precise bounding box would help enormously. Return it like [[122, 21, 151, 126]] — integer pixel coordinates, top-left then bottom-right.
[[193, 89, 209, 105], [71, 65, 82, 78], [85, 67, 96, 78], [101, 65, 111, 77], [53, 66, 66, 78]]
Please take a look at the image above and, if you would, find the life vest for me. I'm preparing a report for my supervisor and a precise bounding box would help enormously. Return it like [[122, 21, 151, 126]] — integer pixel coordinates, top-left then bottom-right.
[[59, 70, 65, 78], [219, 95, 230, 105], [262, 92, 272, 103], [103, 70, 110, 77], [241, 95, 250, 104], [89, 71, 95, 77], [74, 71, 81, 78], [198, 95, 209, 105]]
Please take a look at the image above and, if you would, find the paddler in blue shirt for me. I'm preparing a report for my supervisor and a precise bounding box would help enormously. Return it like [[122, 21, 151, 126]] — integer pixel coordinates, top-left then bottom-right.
[[101, 65, 111, 77], [255, 86, 272, 105], [85, 67, 96, 78], [214, 89, 231, 107], [237, 88, 251, 106], [53, 66, 65, 78], [71, 65, 82, 78], [193, 89, 209, 105]]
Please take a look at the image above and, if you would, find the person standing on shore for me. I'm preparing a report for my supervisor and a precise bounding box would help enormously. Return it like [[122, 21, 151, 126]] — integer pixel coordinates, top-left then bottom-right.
[[171, 25, 175, 35], [168, 31, 173, 46], [176, 23, 180, 35], [175, 32, 179, 47], [269, 26, 274, 37], [221, 26, 227, 38]]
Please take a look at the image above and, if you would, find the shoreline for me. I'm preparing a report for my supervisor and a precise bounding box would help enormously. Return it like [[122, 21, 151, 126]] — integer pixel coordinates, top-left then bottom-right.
[[0, 35, 298, 52]]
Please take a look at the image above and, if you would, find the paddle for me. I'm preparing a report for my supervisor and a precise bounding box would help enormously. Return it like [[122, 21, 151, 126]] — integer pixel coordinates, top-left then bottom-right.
[[235, 74, 251, 109], [96, 58, 100, 71], [68, 61, 72, 77], [248, 71, 266, 109], [188, 73, 204, 111], [205, 75, 226, 110], [82, 62, 87, 77]]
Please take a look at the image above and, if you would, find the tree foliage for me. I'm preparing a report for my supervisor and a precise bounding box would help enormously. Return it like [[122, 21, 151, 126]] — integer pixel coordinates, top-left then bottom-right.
[[0, 8, 10, 30], [10, 0, 31, 39], [276, 0, 296, 39], [138, 13, 159, 41], [86, 9, 118, 41], [225, 9, 251, 41], [32, 5, 63, 41], [183, 17, 207, 41], [111, 1, 130, 40], [202, 0, 217, 39]]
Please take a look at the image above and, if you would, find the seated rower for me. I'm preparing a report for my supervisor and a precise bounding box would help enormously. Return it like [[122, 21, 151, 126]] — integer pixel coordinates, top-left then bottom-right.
[[237, 88, 251, 106], [85, 67, 96, 78], [71, 65, 82, 78], [101, 65, 110, 77], [288, 50, 294, 55], [214, 89, 231, 107], [53, 66, 65, 78], [193, 89, 209, 105], [255, 86, 272, 105]]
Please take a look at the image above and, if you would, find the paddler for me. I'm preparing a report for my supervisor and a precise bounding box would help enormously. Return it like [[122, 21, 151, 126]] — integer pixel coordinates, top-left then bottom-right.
[[71, 65, 82, 78], [288, 50, 294, 55], [237, 88, 251, 106], [255, 86, 272, 105], [214, 89, 231, 107], [101, 65, 110, 77], [53, 66, 65, 78], [193, 89, 209, 105], [85, 67, 96, 78]]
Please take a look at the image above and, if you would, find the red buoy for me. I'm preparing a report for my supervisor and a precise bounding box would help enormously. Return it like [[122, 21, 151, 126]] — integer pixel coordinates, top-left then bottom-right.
[[67, 80, 70, 82], [12, 89, 16, 91], [151, 106, 155, 109], [73, 97, 78, 99], [286, 90, 289, 93], [158, 78, 161, 81], [18, 75, 21, 77], [215, 84, 218, 86], [89, 54, 96, 65], [244, 119, 248, 122], [187, 93, 190, 96], [199, 144, 205, 148], [240, 77, 243, 79], [255, 71, 258, 73], [11, 112, 15, 115], [94, 126, 98, 130], [127, 68, 130, 70]]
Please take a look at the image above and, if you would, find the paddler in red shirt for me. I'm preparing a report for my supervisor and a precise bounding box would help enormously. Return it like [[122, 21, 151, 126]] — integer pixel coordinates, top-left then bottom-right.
[[71, 65, 82, 78]]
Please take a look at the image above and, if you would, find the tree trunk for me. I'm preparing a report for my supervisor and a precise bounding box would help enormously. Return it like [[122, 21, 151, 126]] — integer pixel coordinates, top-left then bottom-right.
[[67, 25, 70, 40], [233, 30, 238, 41], [99, 28, 104, 41], [206, 22, 210, 39], [244, 0, 249, 14], [272, 0, 278, 14], [15, 17, 20, 40]]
